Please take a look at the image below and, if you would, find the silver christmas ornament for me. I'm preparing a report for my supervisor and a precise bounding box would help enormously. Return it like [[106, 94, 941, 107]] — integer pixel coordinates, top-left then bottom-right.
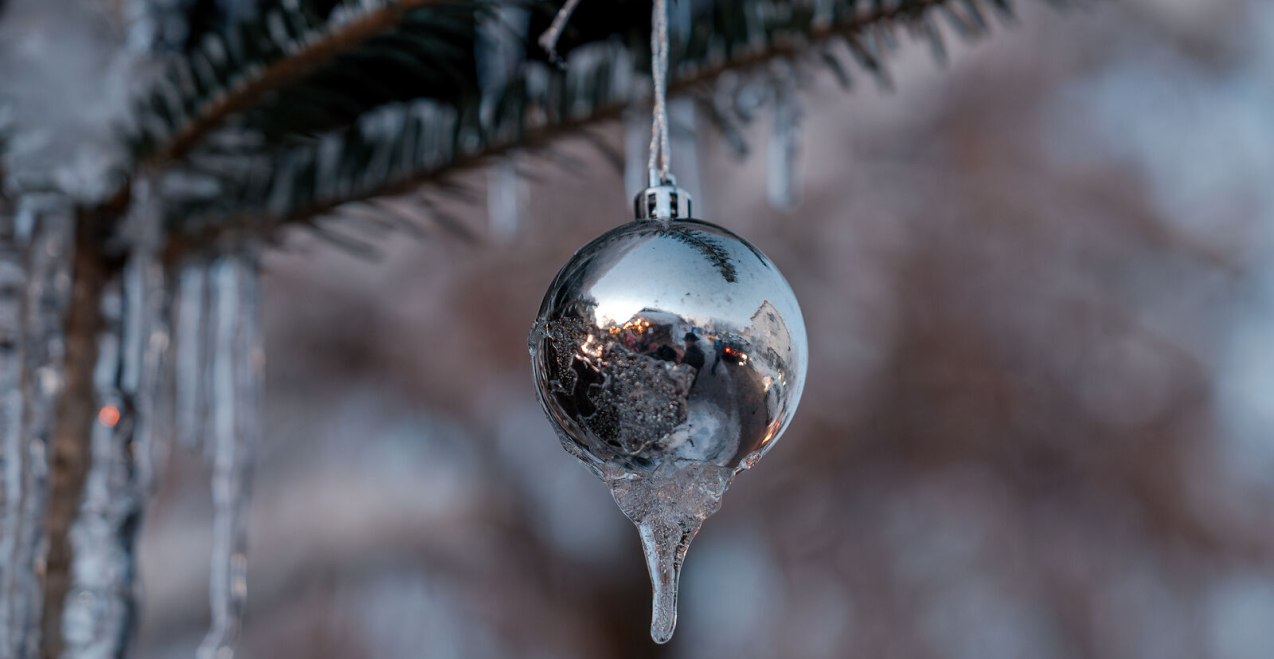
[[529, 179, 807, 643]]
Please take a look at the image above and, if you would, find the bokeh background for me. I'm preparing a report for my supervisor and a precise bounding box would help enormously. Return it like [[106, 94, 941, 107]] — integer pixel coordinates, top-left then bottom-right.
[[135, 0, 1274, 657]]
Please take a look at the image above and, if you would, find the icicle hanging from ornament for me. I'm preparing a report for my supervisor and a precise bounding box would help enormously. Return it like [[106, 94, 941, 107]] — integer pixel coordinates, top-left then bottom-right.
[[531, 0, 807, 645]]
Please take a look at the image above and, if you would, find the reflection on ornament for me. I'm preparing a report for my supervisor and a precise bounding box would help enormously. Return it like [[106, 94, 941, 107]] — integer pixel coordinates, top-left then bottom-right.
[[530, 180, 807, 643]]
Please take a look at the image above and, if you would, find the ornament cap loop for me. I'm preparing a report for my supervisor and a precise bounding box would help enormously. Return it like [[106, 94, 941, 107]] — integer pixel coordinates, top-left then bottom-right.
[[635, 175, 692, 221]]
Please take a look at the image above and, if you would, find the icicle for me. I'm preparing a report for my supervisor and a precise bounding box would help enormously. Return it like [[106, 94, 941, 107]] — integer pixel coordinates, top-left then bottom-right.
[[668, 97, 703, 210], [60, 274, 139, 659], [710, 73, 751, 158], [60, 183, 168, 659], [477, 4, 529, 242], [624, 101, 649, 201], [0, 205, 26, 656], [476, 3, 529, 116], [120, 182, 170, 496], [17, 200, 73, 658], [0, 195, 74, 659], [606, 462, 732, 644], [197, 254, 262, 659], [638, 516, 694, 644], [174, 262, 210, 451], [812, 0, 834, 29], [487, 158, 524, 242], [125, 0, 191, 52], [129, 254, 171, 497], [767, 67, 803, 211]]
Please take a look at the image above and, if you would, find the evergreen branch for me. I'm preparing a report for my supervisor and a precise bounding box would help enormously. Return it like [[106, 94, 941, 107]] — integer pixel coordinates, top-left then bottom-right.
[[149, 0, 1066, 260], [129, 0, 463, 164]]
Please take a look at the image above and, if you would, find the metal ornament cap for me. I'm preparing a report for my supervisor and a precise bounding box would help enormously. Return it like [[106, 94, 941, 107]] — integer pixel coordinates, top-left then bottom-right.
[[634, 177, 692, 221]]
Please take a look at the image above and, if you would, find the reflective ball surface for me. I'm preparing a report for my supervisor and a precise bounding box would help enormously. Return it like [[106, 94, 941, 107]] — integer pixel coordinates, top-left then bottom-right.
[[530, 218, 807, 476]]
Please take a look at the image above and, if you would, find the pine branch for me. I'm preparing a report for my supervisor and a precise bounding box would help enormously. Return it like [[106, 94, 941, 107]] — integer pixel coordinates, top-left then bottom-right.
[[131, 0, 465, 164], [119, 0, 1071, 261]]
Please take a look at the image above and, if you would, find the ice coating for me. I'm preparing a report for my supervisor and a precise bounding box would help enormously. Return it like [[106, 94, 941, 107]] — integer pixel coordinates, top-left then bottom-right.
[[0, 205, 26, 653], [530, 217, 807, 642], [197, 255, 262, 659], [174, 262, 210, 451], [610, 462, 731, 643], [1, 197, 73, 656]]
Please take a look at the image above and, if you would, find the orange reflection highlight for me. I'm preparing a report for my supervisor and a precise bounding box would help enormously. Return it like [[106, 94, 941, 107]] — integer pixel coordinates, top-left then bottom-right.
[[97, 405, 121, 428], [758, 418, 782, 448], [610, 318, 653, 335]]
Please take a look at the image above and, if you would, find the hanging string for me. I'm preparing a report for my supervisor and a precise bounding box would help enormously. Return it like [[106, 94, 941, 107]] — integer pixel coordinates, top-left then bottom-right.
[[539, 0, 673, 186], [647, 0, 671, 185]]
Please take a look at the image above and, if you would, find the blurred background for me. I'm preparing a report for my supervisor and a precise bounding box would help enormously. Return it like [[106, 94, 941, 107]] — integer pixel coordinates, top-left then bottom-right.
[[134, 0, 1274, 656]]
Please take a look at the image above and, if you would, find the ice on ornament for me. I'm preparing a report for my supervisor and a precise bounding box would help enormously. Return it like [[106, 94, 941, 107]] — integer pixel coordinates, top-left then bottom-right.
[[610, 462, 731, 643], [530, 186, 806, 643]]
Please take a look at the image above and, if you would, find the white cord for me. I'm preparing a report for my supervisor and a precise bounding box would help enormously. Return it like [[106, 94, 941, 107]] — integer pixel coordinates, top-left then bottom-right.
[[647, 0, 671, 185], [539, 0, 672, 185]]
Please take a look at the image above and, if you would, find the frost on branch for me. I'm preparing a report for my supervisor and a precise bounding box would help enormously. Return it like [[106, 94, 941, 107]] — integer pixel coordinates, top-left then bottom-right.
[[0, 196, 73, 659]]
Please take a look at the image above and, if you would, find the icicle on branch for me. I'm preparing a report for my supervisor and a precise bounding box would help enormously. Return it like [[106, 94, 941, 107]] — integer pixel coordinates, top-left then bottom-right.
[[197, 253, 262, 659], [479, 3, 530, 242], [59, 184, 168, 659], [624, 100, 649, 201], [0, 195, 76, 659], [668, 97, 703, 209], [0, 203, 26, 656], [58, 274, 137, 659], [125, 238, 170, 498], [767, 64, 803, 211], [120, 179, 172, 501], [137, 0, 1042, 259], [487, 159, 524, 241], [174, 261, 210, 451]]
